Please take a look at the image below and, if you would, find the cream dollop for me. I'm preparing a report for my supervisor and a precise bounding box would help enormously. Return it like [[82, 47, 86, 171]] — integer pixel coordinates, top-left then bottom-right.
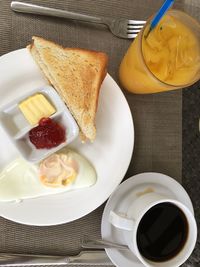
[[39, 153, 78, 188]]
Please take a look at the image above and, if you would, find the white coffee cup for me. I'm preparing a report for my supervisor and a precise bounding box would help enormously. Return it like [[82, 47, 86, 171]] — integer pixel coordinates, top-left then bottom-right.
[[109, 192, 197, 267]]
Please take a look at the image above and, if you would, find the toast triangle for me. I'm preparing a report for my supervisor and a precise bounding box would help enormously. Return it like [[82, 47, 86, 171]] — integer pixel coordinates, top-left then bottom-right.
[[28, 36, 108, 141]]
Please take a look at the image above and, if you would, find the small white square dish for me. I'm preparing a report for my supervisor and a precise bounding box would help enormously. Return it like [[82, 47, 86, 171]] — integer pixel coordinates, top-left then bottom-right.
[[0, 85, 79, 163]]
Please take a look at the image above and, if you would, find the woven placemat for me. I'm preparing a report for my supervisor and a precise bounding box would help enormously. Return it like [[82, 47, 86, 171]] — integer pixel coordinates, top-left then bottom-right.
[[0, 0, 199, 266]]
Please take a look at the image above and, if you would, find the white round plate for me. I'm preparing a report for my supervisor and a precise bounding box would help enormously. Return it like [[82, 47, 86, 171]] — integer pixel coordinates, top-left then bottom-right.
[[0, 49, 134, 226], [101, 172, 194, 267]]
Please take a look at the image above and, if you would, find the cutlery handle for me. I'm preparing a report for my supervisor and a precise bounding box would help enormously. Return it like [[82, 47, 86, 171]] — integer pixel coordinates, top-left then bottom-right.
[[0, 253, 67, 266], [0, 251, 113, 266], [81, 237, 129, 250], [11, 1, 105, 25], [81, 242, 128, 250]]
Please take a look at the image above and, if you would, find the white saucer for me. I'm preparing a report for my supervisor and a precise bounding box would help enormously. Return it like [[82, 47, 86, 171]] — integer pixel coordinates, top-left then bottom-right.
[[101, 172, 194, 267]]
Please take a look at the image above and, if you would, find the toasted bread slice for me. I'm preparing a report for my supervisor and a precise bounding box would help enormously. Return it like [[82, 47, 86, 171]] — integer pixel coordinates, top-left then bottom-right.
[[28, 36, 108, 141]]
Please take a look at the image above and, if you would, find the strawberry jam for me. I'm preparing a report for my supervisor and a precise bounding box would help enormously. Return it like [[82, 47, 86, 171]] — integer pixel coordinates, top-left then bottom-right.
[[29, 118, 66, 149]]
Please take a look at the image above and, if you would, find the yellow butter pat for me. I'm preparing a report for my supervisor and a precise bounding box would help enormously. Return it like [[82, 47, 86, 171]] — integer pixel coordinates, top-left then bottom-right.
[[19, 94, 56, 125]]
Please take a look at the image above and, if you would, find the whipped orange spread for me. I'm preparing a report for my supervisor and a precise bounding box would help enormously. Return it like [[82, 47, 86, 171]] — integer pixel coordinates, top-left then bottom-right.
[[39, 153, 78, 188]]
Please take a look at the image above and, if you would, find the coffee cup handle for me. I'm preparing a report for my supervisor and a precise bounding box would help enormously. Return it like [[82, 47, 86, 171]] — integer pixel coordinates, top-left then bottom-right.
[[109, 211, 134, 231]]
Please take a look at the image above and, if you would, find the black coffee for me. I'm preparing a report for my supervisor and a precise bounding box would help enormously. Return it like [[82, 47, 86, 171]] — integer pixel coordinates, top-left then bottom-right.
[[137, 202, 188, 262]]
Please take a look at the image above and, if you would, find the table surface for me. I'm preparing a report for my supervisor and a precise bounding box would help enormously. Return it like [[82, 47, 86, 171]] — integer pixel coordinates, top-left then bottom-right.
[[0, 0, 199, 266]]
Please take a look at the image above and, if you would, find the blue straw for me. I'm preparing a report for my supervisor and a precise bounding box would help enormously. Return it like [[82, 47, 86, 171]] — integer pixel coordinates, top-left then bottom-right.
[[146, 0, 175, 37]]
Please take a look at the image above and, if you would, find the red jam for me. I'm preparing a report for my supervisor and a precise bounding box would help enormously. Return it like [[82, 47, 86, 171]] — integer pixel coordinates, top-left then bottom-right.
[[29, 118, 66, 149]]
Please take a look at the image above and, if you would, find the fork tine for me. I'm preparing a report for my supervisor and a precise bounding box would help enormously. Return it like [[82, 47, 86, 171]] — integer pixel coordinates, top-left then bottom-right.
[[128, 25, 144, 29], [127, 33, 139, 39], [127, 29, 141, 34], [128, 19, 146, 24]]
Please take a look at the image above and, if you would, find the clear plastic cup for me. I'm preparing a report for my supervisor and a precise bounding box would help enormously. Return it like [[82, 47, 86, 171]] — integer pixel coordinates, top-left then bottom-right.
[[119, 10, 200, 94]]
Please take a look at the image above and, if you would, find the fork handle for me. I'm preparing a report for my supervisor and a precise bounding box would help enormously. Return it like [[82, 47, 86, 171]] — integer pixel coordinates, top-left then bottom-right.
[[11, 1, 107, 25]]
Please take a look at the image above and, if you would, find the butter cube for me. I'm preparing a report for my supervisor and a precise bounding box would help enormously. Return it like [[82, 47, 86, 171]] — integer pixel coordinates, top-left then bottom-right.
[[19, 94, 56, 125]]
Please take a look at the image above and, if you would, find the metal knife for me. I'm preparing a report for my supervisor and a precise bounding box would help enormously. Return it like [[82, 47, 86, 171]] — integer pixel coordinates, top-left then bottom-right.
[[0, 251, 113, 266]]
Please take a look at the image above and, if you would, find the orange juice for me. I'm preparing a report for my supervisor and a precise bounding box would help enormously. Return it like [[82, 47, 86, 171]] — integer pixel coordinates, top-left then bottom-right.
[[119, 10, 200, 94]]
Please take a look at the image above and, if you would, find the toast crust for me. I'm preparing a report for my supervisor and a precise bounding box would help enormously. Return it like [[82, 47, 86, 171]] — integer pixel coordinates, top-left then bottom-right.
[[28, 36, 108, 141]]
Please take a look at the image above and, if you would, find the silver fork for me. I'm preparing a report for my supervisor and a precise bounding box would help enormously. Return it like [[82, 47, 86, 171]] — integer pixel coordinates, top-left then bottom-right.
[[11, 1, 146, 39]]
